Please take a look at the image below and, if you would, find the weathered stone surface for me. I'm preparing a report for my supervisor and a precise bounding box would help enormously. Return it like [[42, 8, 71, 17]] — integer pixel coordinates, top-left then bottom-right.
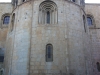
[[0, 0, 99, 75], [85, 4, 100, 75], [0, 3, 12, 74], [5, 0, 90, 75]]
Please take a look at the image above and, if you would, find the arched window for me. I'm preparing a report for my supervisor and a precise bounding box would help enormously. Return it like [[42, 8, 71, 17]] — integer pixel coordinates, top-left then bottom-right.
[[87, 15, 94, 26], [47, 11, 50, 24], [96, 62, 100, 72], [83, 15, 86, 32], [3, 16, 10, 24], [39, 1, 58, 24], [1, 14, 10, 27], [87, 17, 92, 26], [46, 44, 53, 62]]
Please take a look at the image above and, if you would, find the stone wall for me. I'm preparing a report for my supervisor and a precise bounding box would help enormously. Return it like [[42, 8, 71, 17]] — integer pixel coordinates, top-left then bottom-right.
[[5, 0, 93, 75], [0, 3, 12, 73], [85, 4, 100, 75], [0, 3, 12, 50]]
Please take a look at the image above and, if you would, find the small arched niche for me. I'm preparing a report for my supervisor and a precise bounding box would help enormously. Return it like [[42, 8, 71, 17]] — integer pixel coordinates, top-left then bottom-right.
[[83, 15, 86, 32], [10, 13, 15, 32], [39, 1, 58, 24]]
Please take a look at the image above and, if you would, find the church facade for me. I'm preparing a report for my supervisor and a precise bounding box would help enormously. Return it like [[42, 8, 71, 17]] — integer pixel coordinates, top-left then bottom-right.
[[0, 0, 100, 75]]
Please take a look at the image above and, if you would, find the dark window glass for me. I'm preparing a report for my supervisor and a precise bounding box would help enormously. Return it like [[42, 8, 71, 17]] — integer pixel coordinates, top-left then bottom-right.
[[23, 0, 25, 2], [47, 11, 50, 24], [96, 62, 100, 72], [46, 44, 53, 62], [3, 16, 10, 24], [48, 45, 51, 58], [0, 56, 4, 62], [87, 17, 92, 26], [72, 0, 75, 2]]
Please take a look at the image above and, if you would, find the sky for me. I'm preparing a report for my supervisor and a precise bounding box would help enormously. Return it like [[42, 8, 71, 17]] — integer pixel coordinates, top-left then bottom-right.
[[0, 0, 11, 2], [0, 0, 100, 3], [85, 0, 100, 3]]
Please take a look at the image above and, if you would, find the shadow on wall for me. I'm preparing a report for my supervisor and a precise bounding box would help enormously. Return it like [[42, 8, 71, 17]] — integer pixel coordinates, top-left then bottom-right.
[[96, 62, 100, 72]]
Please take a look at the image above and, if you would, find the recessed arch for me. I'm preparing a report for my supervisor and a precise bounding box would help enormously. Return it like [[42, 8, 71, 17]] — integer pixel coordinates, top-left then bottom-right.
[[39, 1, 58, 24], [11, 13, 15, 31], [83, 15, 86, 32]]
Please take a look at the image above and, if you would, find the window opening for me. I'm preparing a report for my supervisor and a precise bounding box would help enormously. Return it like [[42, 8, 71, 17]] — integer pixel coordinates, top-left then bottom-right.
[[46, 44, 53, 62], [72, 0, 75, 2], [87, 17, 93, 26], [47, 11, 50, 24], [3, 16, 10, 24]]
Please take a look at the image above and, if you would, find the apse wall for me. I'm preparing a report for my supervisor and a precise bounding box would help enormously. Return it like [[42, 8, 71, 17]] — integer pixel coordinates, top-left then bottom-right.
[[5, 0, 92, 75], [5, 2, 32, 75]]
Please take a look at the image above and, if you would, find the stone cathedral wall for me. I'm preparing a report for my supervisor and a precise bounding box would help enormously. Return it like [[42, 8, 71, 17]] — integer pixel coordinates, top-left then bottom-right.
[[5, 2, 32, 75], [85, 4, 100, 75], [4, 0, 93, 75], [0, 3, 12, 73]]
